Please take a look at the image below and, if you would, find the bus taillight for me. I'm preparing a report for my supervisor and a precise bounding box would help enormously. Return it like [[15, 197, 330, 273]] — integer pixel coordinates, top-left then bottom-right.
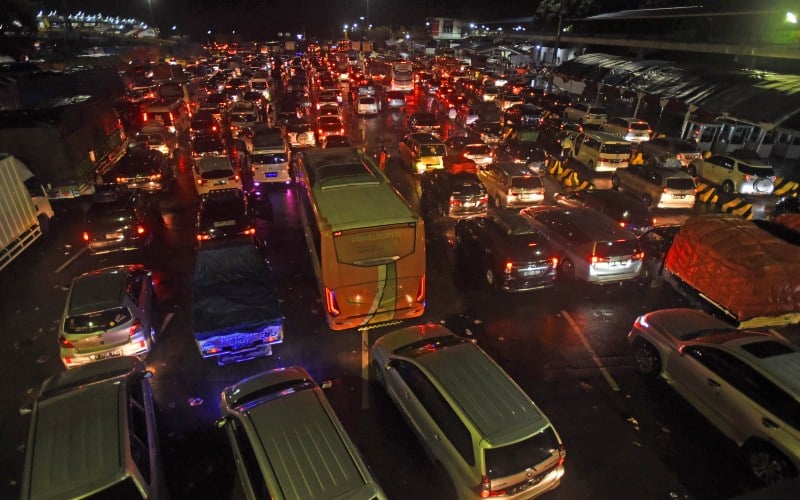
[[416, 274, 426, 303], [325, 288, 341, 317]]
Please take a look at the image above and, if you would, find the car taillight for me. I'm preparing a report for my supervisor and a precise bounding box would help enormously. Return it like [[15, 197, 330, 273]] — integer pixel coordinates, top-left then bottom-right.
[[137, 225, 145, 235], [149, 174, 162, 181], [416, 274, 426, 302], [197, 233, 211, 241], [142, 112, 148, 122], [744, 174, 751, 181], [479, 475, 505, 498], [591, 255, 608, 264], [325, 287, 341, 317], [82, 231, 90, 241], [128, 319, 142, 338], [619, 222, 626, 228], [116, 176, 126, 183], [59, 335, 74, 348], [552, 257, 559, 267], [449, 196, 461, 206], [232, 174, 240, 181], [505, 260, 513, 273], [633, 251, 645, 260], [479, 195, 488, 204], [241, 227, 256, 235]]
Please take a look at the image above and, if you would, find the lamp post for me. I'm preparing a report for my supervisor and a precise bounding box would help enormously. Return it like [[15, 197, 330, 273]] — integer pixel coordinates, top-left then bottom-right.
[[551, 11, 563, 65], [146, 0, 156, 34]]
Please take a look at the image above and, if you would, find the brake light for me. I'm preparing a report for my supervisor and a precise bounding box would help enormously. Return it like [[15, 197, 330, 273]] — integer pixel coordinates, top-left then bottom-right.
[[449, 196, 461, 206], [557, 443, 566, 466], [82, 231, 90, 241], [149, 174, 162, 181], [479, 195, 488, 204], [142, 112, 148, 122], [619, 222, 626, 228], [135, 225, 145, 236], [325, 287, 341, 317], [416, 274, 426, 302], [552, 257, 559, 267], [241, 227, 256, 235], [744, 174, 751, 181], [59, 335, 74, 348], [197, 178, 204, 185], [128, 319, 142, 338], [633, 251, 645, 260], [479, 475, 505, 497], [196, 233, 210, 241], [591, 255, 608, 264]]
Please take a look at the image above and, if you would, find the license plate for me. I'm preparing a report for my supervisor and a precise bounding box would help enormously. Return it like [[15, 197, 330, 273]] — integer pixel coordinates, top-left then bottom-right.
[[213, 220, 236, 227], [105, 232, 122, 239], [521, 269, 542, 277], [462, 202, 474, 208], [266, 172, 278, 178], [610, 259, 630, 268], [95, 350, 122, 361], [214, 180, 227, 185], [673, 194, 686, 199]]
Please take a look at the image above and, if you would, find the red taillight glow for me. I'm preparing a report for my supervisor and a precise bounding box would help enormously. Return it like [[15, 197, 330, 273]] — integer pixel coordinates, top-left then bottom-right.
[[552, 257, 559, 267], [142, 112, 148, 122], [128, 319, 142, 338], [325, 287, 341, 317], [619, 222, 626, 228], [82, 231, 90, 241], [242, 227, 256, 235], [197, 178, 204, 185], [591, 255, 608, 265], [136, 225, 145, 235], [197, 234, 210, 241], [505, 261, 513, 273], [59, 335, 74, 348], [149, 174, 162, 181], [633, 251, 645, 260], [416, 274, 426, 302]]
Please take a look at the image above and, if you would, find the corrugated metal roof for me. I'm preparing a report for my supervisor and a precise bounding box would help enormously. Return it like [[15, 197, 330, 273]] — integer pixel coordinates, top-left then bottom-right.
[[556, 53, 800, 125]]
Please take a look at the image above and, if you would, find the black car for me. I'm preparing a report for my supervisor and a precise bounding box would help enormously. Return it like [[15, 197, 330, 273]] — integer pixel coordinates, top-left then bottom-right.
[[107, 145, 174, 193], [494, 127, 548, 173], [554, 189, 655, 236], [191, 132, 227, 158], [196, 189, 255, 243], [501, 104, 544, 128], [406, 112, 441, 136], [537, 118, 583, 153], [420, 170, 488, 220], [83, 186, 162, 254], [190, 114, 222, 139], [454, 215, 558, 292]]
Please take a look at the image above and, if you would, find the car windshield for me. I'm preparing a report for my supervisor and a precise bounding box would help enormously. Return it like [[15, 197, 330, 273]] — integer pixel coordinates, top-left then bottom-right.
[[64, 306, 132, 334], [485, 427, 560, 478]]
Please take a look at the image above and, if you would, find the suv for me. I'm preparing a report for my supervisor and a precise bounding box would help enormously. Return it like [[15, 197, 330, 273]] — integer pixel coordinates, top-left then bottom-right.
[[637, 136, 702, 168], [371, 325, 566, 499], [21, 357, 166, 499], [107, 145, 174, 193], [455, 215, 558, 292], [688, 150, 776, 195], [197, 189, 255, 243], [83, 187, 162, 254], [59, 265, 157, 368], [420, 168, 488, 220], [477, 162, 545, 209], [399, 133, 446, 174], [218, 367, 387, 499], [628, 308, 800, 484], [612, 158, 697, 209], [563, 102, 608, 125], [495, 127, 548, 174], [601, 117, 652, 142]]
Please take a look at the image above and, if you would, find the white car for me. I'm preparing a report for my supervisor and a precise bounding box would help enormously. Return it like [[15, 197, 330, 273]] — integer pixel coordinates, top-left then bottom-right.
[[194, 155, 241, 196], [229, 110, 260, 135], [251, 151, 291, 186], [356, 96, 379, 116], [602, 117, 652, 142]]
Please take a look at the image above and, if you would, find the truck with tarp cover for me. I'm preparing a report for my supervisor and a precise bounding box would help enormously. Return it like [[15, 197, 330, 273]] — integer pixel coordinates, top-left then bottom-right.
[[191, 240, 283, 365], [0, 95, 126, 198], [663, 214, 800, 328]]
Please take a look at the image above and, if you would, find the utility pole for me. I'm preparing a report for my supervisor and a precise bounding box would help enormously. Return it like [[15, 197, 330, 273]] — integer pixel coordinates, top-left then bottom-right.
[[551, 11, 563, 65]]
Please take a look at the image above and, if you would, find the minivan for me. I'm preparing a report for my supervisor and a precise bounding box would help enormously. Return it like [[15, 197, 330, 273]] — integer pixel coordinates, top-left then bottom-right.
[[194, 155, 241, 196], [371, 325, 566, 499], [520, 205, 644, 284], [563, 102, 608, 125], [477, 162, 545, 209], [612, 159, 697, 209], [572, 131, 633, 172], [21, 357, 166, 499], [143, 98, 191, 134], [601, 117, 652, 142], [399, 133, 446, 174], [218, 366, 387, 500]]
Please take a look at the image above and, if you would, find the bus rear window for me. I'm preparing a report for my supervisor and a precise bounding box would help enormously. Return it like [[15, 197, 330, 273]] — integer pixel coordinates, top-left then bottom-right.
[[334, 224, 417, 265]]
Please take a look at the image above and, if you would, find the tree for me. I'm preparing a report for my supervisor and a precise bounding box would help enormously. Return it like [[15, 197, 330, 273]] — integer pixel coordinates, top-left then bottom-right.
[[536, 0, 597, 24]]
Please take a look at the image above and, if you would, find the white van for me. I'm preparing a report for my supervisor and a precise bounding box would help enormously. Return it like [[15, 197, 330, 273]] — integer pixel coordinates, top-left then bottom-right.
[[144, 98, 191, 134], [572, 131, 633, 172], [194, 155, 241, 196]]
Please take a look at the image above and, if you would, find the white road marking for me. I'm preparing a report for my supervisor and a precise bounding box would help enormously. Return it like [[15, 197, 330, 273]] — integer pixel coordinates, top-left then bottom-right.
[[55, 247, 87, 273], [160, 312, 175, 335], [561, 310, 621, 392], [360, 327, 370, 410]]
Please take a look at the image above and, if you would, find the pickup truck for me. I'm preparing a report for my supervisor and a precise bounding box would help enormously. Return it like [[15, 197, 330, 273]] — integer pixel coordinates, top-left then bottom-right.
[[191, 240, 283, 365]]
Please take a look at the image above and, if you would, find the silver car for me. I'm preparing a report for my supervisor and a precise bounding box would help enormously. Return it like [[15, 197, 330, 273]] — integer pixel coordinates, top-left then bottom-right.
[[628, 308, 800, 484], [59, 265, 156, 368]]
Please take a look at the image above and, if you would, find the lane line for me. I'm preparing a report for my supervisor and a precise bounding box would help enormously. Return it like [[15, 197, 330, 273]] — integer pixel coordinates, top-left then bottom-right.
[[55, 247, 87, 273], [360, 327, 370, 410], [160, 312, 175, 335], [561, 310, 620, 392], [768, 328, 788, 342]]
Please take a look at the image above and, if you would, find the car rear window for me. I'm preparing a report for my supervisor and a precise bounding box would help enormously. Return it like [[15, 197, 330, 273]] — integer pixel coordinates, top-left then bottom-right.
[[739, 164, 775, 176], [666, 178, 696, 190], [465, 145, 491, 155], [588, 107, 607, 115], [595, 239, 641, 258], [65, 306, 132, 334], [630, 123, 650, 130], [87, 207, 134, 225], [421, 145, 445, 157], [200, 165, 234, 179], [450, 178, 485, 196], [251, 153, 287, 164], [512, 176, 543, 190], [485, 427, 560, 478], [601, 143, 632, 155], [360, 97, 376, 105]]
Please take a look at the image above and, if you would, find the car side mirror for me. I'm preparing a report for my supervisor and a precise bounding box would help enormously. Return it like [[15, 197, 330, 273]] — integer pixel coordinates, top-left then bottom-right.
[[214, 416, 229, 429], [320, 380, 332, 390]]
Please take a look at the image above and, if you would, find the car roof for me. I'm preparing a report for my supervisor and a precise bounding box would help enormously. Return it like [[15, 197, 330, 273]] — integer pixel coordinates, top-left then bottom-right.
[[379, 325, 550, 445], [29, 358, 141, 499], [523, 205, 638, 239], [68, 266, 132, 315]]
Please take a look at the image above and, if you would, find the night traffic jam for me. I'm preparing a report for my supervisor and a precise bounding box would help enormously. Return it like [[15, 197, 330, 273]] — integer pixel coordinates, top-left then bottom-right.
[[2, 4, 800, 500]]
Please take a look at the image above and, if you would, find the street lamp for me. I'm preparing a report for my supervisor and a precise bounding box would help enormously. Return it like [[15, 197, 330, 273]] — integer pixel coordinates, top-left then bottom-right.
[[788, 12, 798, 24], [145, 0, 156, 33]]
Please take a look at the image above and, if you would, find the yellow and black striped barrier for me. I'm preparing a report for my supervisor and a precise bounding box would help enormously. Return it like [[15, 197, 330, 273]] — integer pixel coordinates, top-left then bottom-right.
[[774, 177, 800, 197], [547, 158, 564, 176], [720, 197, 754, 220], [695, 181, 719, 204]]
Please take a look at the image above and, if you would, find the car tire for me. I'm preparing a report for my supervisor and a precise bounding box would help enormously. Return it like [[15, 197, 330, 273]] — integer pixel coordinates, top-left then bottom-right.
[[633, 340, 661, 378], [721, 180, 735, 194], [37, 214, 51, 238], [559, 258, 576, 282], [587, 160, 594, 170], [641, 194, 653, 208], [746, 443, 794, 485], [611, 175, 621, 190]]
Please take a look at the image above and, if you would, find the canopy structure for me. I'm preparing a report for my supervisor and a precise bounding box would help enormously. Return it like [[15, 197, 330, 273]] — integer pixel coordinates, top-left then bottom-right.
[[556, 53, 800, 127]]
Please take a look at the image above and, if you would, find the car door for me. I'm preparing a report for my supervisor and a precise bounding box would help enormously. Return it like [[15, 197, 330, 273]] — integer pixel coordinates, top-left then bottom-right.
[[702, 155, 726, 184], [384, 359, 438, 449], [666, 345, 753, 442]]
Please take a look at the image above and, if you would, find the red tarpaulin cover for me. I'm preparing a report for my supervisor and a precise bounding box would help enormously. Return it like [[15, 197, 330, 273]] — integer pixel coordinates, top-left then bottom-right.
[[775, 213, 800, 233], [444, 155, 477, 174], [665, 215, 800, 322]]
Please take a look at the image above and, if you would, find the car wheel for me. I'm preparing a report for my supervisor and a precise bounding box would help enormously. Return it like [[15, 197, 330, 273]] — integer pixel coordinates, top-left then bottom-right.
[[641, 194, 653, 208], [747, 444, 793, 485], [37, 214, 51, 238], [587, 160, 594, 170], [633, 340, 661, 377], [721, 180, 735, 194], [687, 164, 697, 177], [559, 258, 576, 282], [611, 175, 620, 190]]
